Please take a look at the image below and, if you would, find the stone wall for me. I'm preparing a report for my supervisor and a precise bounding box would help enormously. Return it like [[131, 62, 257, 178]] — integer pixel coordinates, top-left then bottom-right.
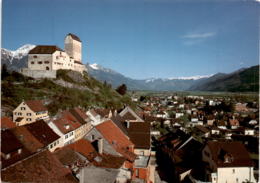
[[21, 68, 56, 79]]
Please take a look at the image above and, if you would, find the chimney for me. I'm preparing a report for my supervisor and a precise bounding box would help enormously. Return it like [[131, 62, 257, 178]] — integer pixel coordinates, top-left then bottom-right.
[[126, 121, 130, 128], [108, 110, 113, 118], [98, 138, 103, 154]]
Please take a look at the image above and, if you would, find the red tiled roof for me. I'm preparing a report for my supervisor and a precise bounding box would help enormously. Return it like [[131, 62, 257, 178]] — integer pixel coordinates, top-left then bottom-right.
[[69, 107, 89, 125], [29, 45, 63, 54], [1, 117, 16, 129], [25, 100, 47, 112], [207, 141, 253, 167], [1, 150, 77, 183], [11, 126, 44, 153], [96, 120, 136, 162], [67, 139, 97, 160], [25, 120, 60, 146], [53, 110, 82, 134]]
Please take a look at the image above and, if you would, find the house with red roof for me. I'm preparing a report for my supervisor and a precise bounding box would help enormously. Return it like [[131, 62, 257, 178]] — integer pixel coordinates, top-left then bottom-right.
[[202, 141, 256, 183], [85, 120, 136, 174], [48, 108, 92, 148], [1, 149, 77, 183], [13, 100, 49, 125]]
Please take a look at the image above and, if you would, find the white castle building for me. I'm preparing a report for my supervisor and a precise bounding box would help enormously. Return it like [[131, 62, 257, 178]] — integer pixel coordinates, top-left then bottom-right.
[[22, 33, 86, 78]]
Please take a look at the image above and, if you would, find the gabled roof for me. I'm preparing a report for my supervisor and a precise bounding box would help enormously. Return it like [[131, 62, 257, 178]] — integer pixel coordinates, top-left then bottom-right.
[[206, 141, 253, 167], [126, 122, 151, 149], [11, 126, 44, 153], [110, 115, 128, 136], [69, 107, 89, 125], [96, 120, 136, 162], [1, 117, 16, 129], [29, 45, 63, 54], [53, 110, 82, 134], [67, 33, 82, 42], [119, 106, 144, 122], [1, 129, 23, 154], [1, 150, 77, 183], [25, 120, 60, 146], [24, 100, 48, 112], [67, 139, 97, 160]]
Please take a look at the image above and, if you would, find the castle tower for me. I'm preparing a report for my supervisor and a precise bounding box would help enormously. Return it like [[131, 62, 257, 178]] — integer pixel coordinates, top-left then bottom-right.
[[64, 33, 82, 62]]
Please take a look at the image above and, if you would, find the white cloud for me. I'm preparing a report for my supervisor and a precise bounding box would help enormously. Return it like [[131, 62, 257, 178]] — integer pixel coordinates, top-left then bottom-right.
[[182, 32, 216, 39]]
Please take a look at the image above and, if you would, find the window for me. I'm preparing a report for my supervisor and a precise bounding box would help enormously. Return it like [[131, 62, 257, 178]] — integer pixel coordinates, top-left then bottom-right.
[[91, 135, 95, 141], [46, 66, 49, 70], [26, 118, 32, 121], [33, 55, 37, 58], [14, 112, 17, 115], [65, 134, 68, 139], [38, 61, 42, 64], [18, 112, 22, 115], [44, 61, 50, 64], [50, 144, 53, 149], [31, 61, 34, 64], [26, 113, 31, 116], [135, 169, 139, 177], [21, 107, 26, 110], [18, 149, 22, 154], [233, 169, 235, 173]]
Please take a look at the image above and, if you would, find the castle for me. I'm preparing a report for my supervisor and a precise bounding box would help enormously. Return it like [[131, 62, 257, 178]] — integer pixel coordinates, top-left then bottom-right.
[[22, 33, 86, 78]]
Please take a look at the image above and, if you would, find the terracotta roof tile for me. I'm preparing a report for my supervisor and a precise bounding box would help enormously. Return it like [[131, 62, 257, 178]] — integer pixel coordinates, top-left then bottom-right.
[[53, 110, 82, 134], [67, 139, 97, 160], [29, 45, 63, 54], [25, 120, 60, 146], [96, 120, 136, 161], [1, 150, 77, 183], [207, 141, 253, 167], [1, 117, 16, 129], [25, 100, 48, 112], [11, 126, 44, 153]]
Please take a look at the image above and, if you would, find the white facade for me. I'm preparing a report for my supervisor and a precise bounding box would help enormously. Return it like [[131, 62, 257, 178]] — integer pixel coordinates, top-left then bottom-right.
[[216, 167, 255, 183], [65, 34, 82, 62], [27, 34, 86, 76]]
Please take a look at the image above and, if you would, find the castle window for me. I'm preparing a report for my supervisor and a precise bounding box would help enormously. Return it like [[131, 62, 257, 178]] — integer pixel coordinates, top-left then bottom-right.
[[38, 61, 42, 64], [31, 62, 34, 64], [44, 61, 49, 64], [33, 55, 37, 58]]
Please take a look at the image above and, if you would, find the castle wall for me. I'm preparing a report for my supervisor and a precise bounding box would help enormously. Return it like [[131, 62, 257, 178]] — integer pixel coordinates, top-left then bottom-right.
[[21, 68, 56, 79]]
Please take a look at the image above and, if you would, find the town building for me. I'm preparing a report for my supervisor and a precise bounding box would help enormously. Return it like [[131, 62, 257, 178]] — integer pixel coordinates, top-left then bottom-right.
[[202, 141, 256, 183], [13, 100, 49, 126]]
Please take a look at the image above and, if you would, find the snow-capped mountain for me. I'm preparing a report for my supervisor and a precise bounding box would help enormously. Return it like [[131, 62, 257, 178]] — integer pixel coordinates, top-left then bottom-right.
[[1, 44, 35, 70], [3, 44, 255, 92]]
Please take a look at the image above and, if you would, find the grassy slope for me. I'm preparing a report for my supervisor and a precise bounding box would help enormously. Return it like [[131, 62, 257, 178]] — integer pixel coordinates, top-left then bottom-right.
[[1, 70, 135, 116]]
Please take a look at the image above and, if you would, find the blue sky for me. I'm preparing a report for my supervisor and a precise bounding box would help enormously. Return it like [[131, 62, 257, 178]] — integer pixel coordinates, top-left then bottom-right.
[[3, 0, 259, 79]]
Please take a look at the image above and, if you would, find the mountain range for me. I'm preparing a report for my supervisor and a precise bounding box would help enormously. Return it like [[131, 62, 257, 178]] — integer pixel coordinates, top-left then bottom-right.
[[1, 45, 259, 92]]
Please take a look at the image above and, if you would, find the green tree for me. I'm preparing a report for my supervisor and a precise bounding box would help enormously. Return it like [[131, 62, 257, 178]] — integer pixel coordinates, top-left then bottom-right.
[[116, 84, 127, 95]]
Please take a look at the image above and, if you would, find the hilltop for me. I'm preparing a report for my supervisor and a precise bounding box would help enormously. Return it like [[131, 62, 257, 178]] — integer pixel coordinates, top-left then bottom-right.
[[1, 69, 135, 116]]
